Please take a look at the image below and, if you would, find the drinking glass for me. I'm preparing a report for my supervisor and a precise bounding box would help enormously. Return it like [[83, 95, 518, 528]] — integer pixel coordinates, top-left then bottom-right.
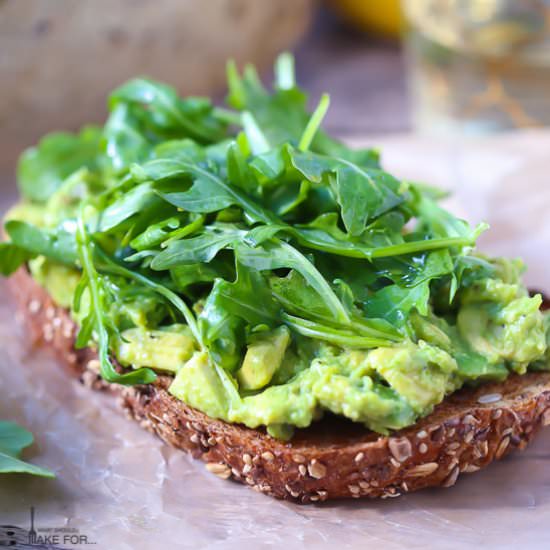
[[403, 0, 550, 134]]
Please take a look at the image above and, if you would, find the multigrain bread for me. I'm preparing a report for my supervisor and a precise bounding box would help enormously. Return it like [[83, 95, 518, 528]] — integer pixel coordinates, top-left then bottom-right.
[[9, 267, 550, 503]]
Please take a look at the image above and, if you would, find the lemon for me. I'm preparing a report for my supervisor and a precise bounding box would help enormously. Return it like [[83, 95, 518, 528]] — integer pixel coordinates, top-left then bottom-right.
[[329, 0, 403, 37]]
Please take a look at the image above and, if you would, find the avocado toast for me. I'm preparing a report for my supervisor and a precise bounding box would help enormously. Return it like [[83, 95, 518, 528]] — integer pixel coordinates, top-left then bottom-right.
[[2, 55, 550, 501]]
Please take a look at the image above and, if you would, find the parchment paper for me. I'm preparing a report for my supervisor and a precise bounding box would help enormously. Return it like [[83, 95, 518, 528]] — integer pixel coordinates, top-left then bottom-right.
[[1, 132, 549, 550]]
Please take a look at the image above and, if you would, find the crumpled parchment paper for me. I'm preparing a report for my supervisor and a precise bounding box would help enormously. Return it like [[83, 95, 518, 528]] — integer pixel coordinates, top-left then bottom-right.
[[1, 131, 549, 550]]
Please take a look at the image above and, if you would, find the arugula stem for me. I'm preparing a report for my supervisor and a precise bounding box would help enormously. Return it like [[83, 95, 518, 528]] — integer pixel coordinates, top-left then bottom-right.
[[241, 111, 270, 155], [160, 214, 205, 248], [76, 210, 157, 385], [298, 93, 330, 152], [282, 313, 393, 349], [273, 289, 402, 341], [226, 59, 246, 110], [212, 107, 242, 126], [369, 232, 484, 259], [275, 52, 295, 90], [293, 227, 485, 260]]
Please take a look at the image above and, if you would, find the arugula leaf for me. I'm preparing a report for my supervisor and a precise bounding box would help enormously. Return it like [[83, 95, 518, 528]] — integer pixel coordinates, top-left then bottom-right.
[[170, 261, 228, 291], [140, 157, 276, 224], [226, 140, 257, 194], [413, 189, 478, 240], [227, 60, 309, 147], [98, 182, 164, 232], [0, 243, 33, 276], [334, 165, 394, 236], [0, 421, 55, 477], [271, 270, 400, 343], [157, 173, 236, 213], [129, 216, 181, 251], [103, 103, 152, 172], [152, 224, 352, 324], [270, 270, 333, 320], [364, 281, 431, 328], [110, 78, 227, 144], [17, 126, 102, 203], [150, 227, 244, 269], [373, 249, 454, 288], [198, 285, 244, 372], [198, 262, 280, 372], [235, 239, 350, 324], [251, 145, 402, 235], [5, 220, 78, 265], [289, 149, 404, 235], [210, 263, 279, 328]]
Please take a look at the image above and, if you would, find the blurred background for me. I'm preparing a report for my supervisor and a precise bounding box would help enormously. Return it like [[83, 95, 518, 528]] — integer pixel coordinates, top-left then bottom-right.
[[3, 0, 550, 184]]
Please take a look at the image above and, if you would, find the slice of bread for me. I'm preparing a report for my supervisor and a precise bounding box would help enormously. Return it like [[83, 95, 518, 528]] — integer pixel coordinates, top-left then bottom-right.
[[9, 268, 550, 503]]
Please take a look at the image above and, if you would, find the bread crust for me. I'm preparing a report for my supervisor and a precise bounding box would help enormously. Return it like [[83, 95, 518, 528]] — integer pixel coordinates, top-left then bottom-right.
[[8, 268, 550, 502]]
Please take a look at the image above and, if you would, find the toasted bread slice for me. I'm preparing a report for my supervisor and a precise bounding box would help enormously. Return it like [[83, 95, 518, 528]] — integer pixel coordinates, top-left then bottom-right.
[[9, 268, 550, 503]]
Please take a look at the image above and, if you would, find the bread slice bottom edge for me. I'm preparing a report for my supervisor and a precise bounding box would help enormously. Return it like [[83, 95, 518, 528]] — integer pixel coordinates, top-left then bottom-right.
[[8, 268, 550, 503]]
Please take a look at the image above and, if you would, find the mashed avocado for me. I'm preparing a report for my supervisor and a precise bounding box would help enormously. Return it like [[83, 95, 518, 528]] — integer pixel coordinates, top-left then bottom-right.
[[25, 256, 550, 439]]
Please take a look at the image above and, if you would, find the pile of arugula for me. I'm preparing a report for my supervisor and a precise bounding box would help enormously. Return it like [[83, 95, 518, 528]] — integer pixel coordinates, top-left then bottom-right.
[[1, 53, 488, 391]]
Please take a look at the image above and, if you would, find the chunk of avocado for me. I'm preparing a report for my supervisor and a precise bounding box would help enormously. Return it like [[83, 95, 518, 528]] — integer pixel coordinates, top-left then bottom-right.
[[458, 296, 546, 371], [169, 351, 236, 419], [117, 325, 195, 373], [237, 326, 291, 391], [368, 341, 457, 414]]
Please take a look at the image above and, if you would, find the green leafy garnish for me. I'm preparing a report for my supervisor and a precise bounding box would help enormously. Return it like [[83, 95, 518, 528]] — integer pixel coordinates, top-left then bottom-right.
[[74, 210, 158, 385], [0, 421, 55, 477], [2, 53, 547, 438], [17, 126, 102, 203]]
